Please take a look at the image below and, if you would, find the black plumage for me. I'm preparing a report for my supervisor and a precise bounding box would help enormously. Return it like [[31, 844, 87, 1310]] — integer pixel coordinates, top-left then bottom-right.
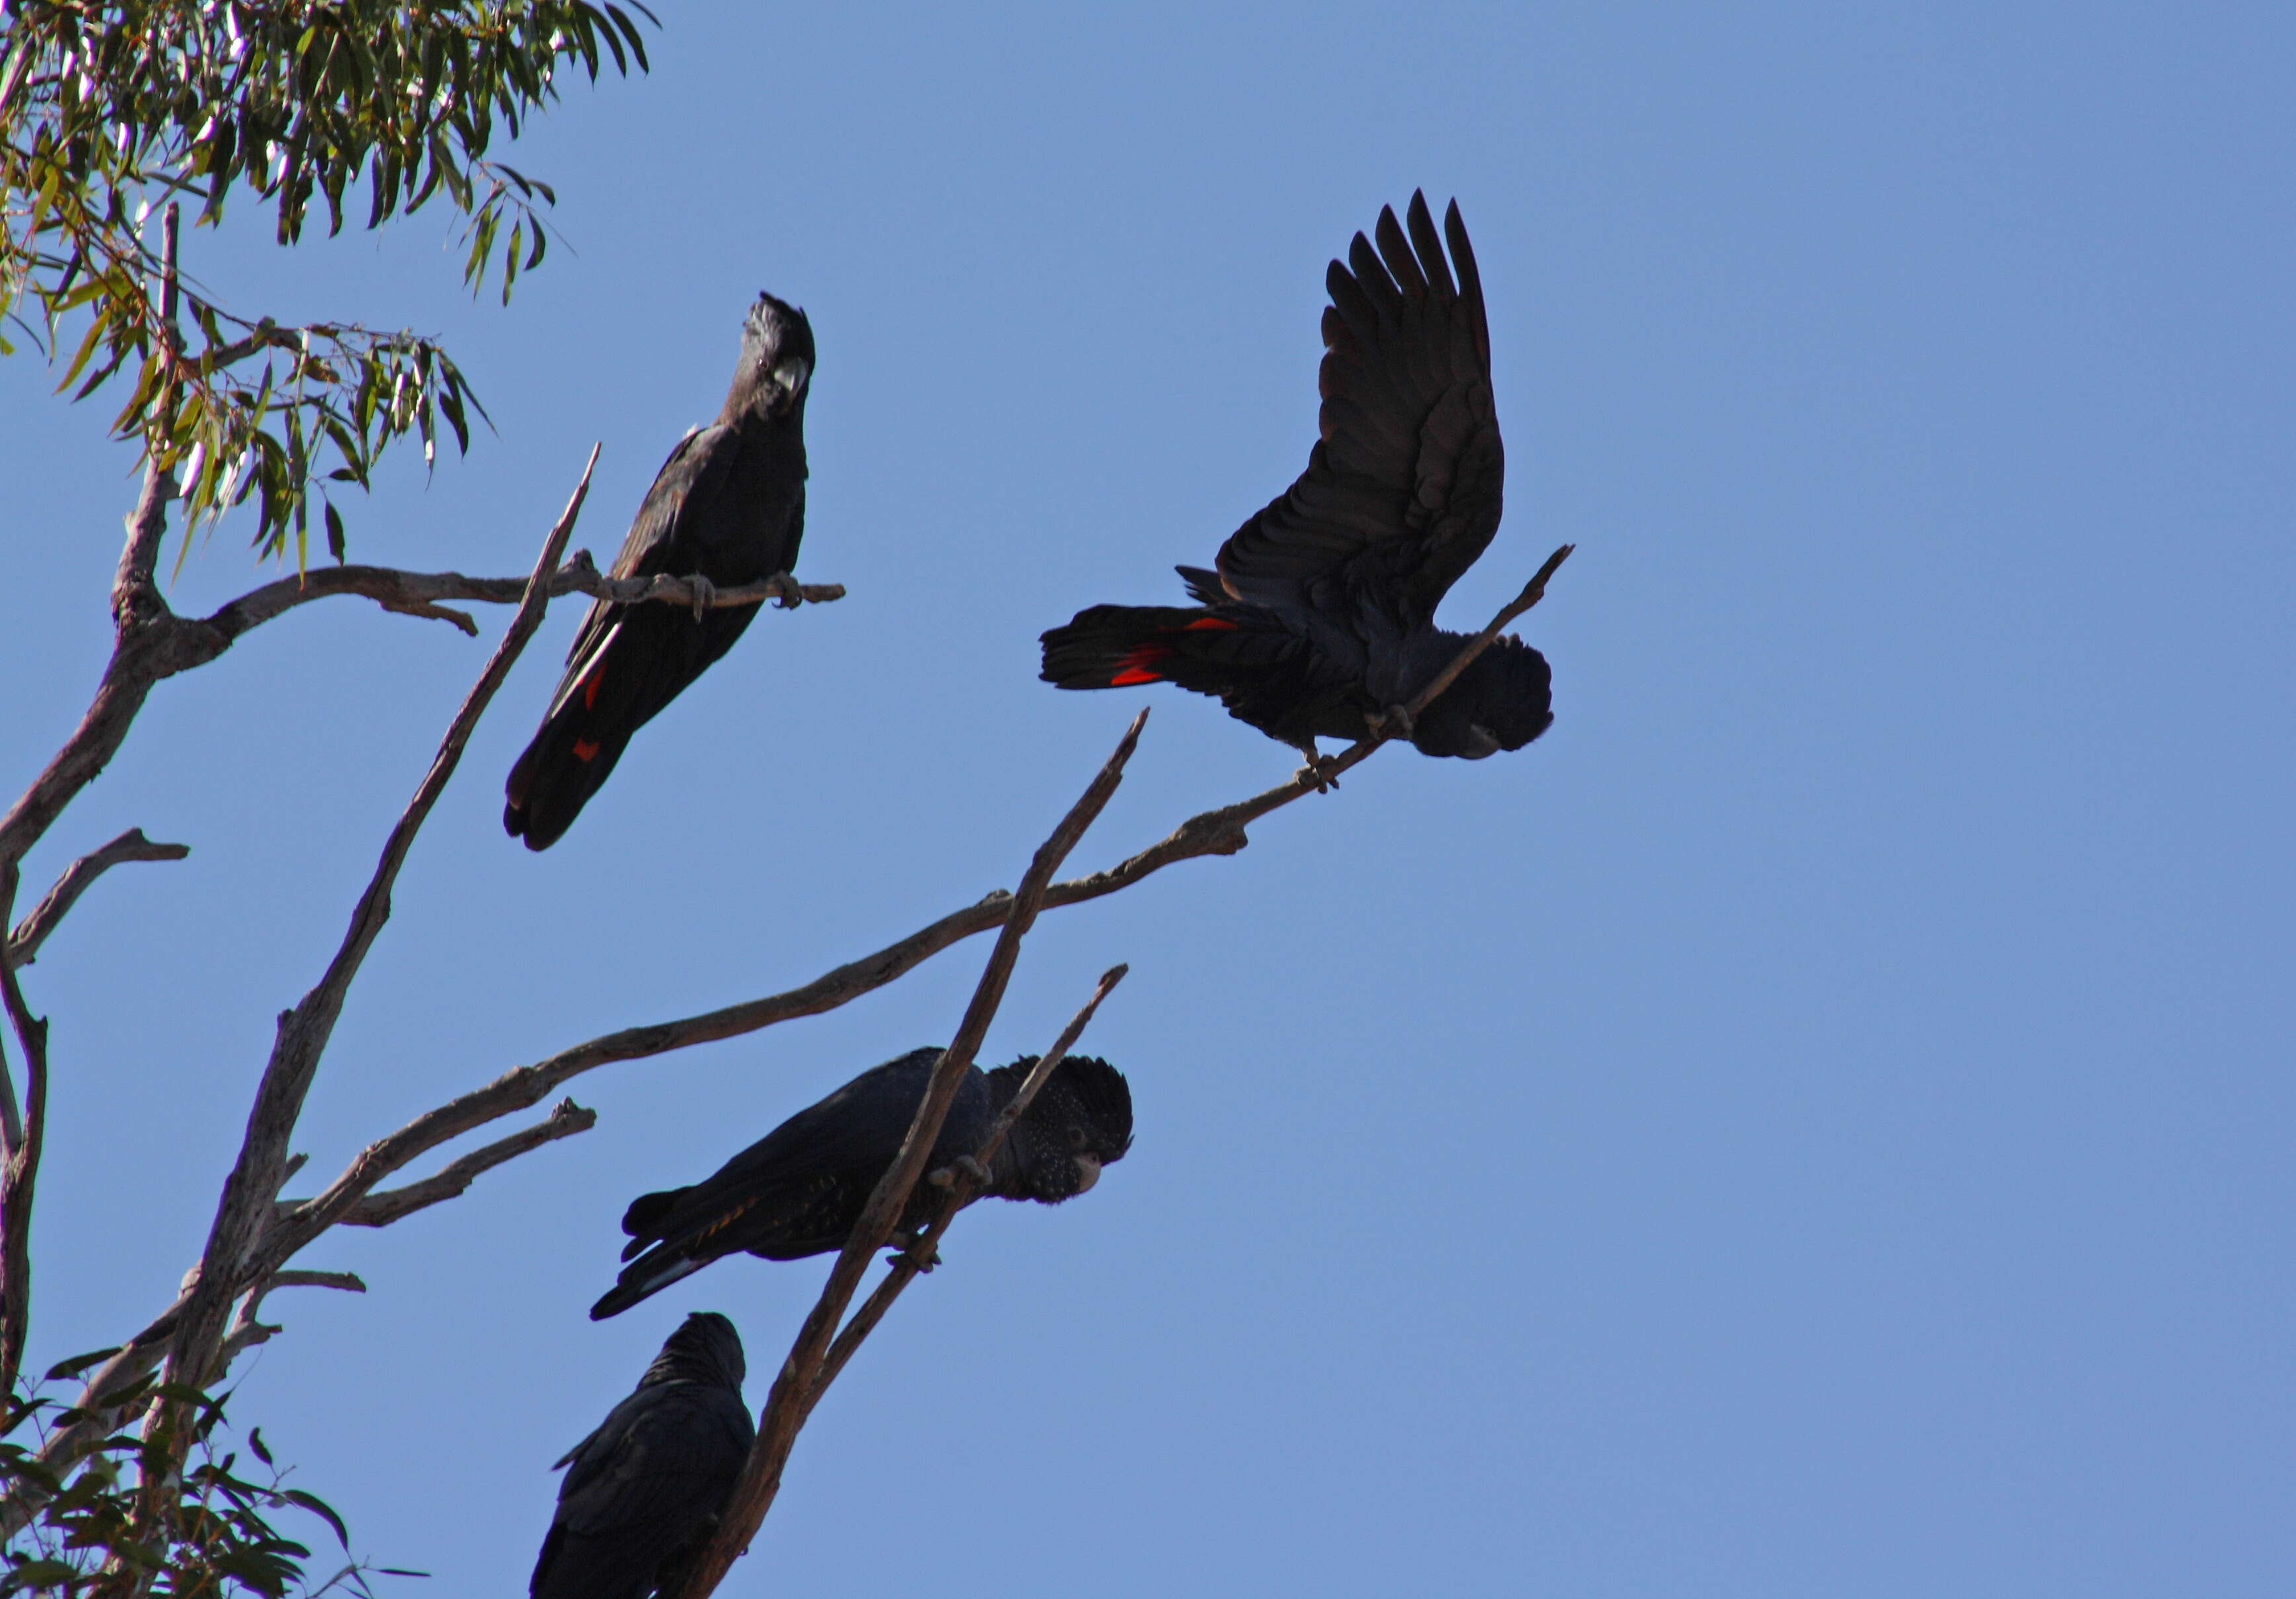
[[592, 1048, 1134, 1321], [505, 292, 815, 850], [529, 1311, 753, 1599], [1040, 194, 1553, 764]]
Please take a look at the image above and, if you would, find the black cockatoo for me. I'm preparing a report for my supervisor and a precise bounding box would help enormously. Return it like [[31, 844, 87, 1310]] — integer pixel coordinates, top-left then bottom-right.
[[1040, 194, 1551, 767], [591, 1048, 1133, 1320], [528, 1311, 753, 1599], [506, 292, 815, 850]]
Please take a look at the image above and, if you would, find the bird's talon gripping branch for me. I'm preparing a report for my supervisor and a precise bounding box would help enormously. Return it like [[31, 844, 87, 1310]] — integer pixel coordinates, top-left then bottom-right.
[[887, 1231, 941, 1271], [685, 573, 717, 622], [1292, 745, 1340, 793], [1373, 704, 1415, 742], [768, 571, 803, 609]]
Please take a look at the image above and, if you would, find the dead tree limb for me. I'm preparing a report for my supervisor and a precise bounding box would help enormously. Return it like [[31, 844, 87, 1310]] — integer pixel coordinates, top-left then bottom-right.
[[204, 555, 845, 643], [316, 1099, 596, 1230], [0, 216, 189, 885], [0, 865, 54, 1399], [673, 714, 1145, 1598], [5, 830, 192, 971]]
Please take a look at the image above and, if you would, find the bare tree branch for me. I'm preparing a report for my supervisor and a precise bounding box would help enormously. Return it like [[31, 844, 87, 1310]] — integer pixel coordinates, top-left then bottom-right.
[[0, 864, 54, 1399], [0, 472, 220, 882], [675, 712, 1147, 1598], [1389, 542, 1576, 729], [203, 553, 846, 643], [809, 964, 1129, 1412], [267, 1271, 366, 1293], [298, 1098, 596, 1231], [162, 445, 600, 1409], [5, 830, 192, 971]]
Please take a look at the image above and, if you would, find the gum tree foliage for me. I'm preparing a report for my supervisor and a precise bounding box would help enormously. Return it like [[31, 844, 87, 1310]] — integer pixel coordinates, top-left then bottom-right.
[[5, 1366, 395, 1597], [2, 3, 651, 1590], [0, 0, 652, 563]]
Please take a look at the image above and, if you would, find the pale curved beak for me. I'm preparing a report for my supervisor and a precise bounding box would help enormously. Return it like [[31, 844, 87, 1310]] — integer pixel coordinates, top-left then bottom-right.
[[1069, 1154, 1102, 1195], [1461, 724, 1502, 759], [772, 356, 811, 396]]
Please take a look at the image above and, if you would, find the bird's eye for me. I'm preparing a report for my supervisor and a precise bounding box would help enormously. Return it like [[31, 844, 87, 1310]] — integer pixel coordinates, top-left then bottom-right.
[[1067, 1126, 1088, 1150]]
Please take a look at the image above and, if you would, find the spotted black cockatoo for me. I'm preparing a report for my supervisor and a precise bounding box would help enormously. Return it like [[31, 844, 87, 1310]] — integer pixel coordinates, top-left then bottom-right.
[[505, 292, 814, 850], [1040, 193, 1551, 770], [529, 1311, 753, 1599], [591, 1048, 1133, 1320]]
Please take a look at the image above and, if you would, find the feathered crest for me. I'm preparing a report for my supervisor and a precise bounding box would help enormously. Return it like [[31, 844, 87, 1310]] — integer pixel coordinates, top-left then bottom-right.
[[993, 1054, 1135, 1158]]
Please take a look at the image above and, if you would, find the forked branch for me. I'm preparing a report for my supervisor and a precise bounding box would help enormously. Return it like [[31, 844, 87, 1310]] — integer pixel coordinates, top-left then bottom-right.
[[673, 715, 1147, 1598], [205, 555, 846, 642], [6, 829, 192, 971], [1, 866, 55, 1399]]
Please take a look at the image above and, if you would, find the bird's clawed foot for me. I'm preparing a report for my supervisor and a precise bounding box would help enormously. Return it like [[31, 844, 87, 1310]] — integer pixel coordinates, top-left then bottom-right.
[[925, 1155, 991, 1190], [764, 571, 803, 609], [684, 573, 717, 622], [1292, 744, 1341, 793], [1370, 703, 1415, 743], [885, 1230, 942, 1272]]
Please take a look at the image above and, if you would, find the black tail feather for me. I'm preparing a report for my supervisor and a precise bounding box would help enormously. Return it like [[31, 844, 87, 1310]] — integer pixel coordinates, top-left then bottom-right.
[[503, 706, 632, 851], [590, 1245, 706, 1321], [1039, 604, 1211, 690]]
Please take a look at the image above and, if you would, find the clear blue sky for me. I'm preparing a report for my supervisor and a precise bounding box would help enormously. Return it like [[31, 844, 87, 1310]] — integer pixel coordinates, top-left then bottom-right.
[[6, 4, 2291, 1594]]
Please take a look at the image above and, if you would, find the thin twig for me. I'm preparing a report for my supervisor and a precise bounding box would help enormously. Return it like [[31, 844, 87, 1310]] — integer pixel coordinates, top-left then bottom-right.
[[673, 714, 1148, 1599], [161, 445, 599, 1406], [300, 1099, 596, 1230], [1399, 543, 1575, 725], [6, 829, 191, 970], [267, 1270, 366, 1293], [808, 964, 1129, 1411]]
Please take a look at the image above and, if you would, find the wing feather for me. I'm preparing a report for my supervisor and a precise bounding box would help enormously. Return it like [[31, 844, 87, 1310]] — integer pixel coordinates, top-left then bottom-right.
[[1217, 192, 1506, 621]]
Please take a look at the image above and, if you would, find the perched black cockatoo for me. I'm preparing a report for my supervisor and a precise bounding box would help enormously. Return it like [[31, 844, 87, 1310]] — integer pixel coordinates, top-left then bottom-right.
[[591, 1048, 1133, 1320], [505, 292, 815, 850], [529, 1311, 753, 1599], [1040, 194, 1551, 768]]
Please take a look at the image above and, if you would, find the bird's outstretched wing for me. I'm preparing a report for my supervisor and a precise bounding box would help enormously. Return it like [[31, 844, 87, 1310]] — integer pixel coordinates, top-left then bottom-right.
[[543, 423, 738, 720], [1215, 192, 1504, 624]]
